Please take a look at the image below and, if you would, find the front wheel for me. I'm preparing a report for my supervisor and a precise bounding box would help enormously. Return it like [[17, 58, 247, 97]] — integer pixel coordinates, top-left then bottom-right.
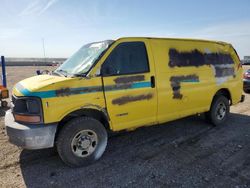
[[205, 95, 230, 126], [56, 117, 108, 167]]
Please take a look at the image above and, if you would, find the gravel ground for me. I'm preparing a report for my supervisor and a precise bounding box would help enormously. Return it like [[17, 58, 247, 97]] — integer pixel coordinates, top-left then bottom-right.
[[0, 66, 250, 188]]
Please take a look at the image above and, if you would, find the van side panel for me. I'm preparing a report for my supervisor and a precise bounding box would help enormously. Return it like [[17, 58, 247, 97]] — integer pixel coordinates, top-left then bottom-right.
[[149, 39, 242, 124], [40, 77, 106, 124], [227, 45, 243, 105]]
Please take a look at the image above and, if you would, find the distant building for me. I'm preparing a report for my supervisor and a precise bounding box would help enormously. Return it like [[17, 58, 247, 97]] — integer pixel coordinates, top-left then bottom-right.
[[4, 58, 66, 66]]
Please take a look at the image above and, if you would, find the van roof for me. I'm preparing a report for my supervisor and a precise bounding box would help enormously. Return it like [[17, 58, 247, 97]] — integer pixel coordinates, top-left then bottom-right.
[[116, 37, 231, 46]]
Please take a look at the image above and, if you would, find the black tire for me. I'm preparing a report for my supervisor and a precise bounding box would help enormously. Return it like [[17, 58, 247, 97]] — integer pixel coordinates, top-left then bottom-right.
[[244, 89, 250, 94], [1, 101, 8, 107], [56, 117, 108, 167], [205, 95, 230, 126]]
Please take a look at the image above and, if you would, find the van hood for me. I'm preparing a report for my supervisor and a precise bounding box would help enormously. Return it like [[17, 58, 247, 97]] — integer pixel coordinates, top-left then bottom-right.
[[13, 75, 73, 97]]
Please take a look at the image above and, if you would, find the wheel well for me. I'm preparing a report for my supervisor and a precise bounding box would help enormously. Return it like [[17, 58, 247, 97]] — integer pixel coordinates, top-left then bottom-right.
[[55, 109, 110, 141], [215, 88, 232, 104]]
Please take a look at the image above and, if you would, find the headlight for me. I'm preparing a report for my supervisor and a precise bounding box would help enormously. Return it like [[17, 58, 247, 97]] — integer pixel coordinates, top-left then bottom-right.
[[26, 99, 40, 114], [12, 96, 43, 124]]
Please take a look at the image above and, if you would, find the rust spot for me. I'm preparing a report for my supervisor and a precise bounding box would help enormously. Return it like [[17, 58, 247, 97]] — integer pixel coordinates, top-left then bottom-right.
[[169, 48, 234, 68], [112, 93, 153, 105], [81, 104, 110, 120], [170, 75, 199, 99], [114, 75, 145, 84]]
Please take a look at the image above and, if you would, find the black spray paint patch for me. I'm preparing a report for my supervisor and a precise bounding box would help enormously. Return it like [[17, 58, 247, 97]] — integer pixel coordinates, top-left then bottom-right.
[[169, 49, 234, 68], [112, 93, 153, 105], [170, 75, 199, 99], [55, 86, 102, 97], [168, 48, 235, 85], [114, 75, 145, 84]]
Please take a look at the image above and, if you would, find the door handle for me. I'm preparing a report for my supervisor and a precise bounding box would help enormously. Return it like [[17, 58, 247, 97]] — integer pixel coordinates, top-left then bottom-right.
[[150, 76, 155, 88]]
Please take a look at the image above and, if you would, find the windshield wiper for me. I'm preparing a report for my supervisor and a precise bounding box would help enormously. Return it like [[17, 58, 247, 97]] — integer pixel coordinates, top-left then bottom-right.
[[55, 69, 68, 77]]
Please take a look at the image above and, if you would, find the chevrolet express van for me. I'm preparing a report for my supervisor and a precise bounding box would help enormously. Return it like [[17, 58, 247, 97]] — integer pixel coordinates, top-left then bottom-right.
[[5, 37, 244, 167]]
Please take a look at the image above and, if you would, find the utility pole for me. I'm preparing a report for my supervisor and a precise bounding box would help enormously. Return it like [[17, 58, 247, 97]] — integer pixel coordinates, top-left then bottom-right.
[[42, 38, 46, 65]]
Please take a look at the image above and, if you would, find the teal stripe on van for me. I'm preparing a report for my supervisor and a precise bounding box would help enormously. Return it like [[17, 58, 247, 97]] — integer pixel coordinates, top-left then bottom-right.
[[15, 83, 56, 98], [15, 81, 152, 99]]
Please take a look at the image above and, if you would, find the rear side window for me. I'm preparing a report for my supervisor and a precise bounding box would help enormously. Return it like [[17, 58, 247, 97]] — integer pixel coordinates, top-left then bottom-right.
[[102, 42, 149, 76], [168, 48, 234, 67]]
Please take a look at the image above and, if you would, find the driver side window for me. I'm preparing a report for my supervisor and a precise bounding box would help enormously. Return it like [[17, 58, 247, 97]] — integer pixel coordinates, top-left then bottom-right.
[[101, 42, 149, 76]]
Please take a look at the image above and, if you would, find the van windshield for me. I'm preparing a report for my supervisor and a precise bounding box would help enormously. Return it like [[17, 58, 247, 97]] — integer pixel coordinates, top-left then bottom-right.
[[54, 40, 114, 77]]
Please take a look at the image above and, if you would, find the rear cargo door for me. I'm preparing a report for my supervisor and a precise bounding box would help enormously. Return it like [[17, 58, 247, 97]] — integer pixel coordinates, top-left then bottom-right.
[[101, 40, 157, 131]]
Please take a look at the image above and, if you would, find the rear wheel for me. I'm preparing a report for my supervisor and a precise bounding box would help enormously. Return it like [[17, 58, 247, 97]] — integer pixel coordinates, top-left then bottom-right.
[[56, 117, 107, 167], [205, 95, 230, 126]]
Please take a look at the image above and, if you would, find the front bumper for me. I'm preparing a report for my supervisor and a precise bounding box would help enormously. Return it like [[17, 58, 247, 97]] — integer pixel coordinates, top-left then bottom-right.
[[5, 110, 57, 149]]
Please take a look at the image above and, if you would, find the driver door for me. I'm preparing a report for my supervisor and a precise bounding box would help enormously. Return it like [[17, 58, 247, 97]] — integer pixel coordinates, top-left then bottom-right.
[[101, 40, 158, 131]]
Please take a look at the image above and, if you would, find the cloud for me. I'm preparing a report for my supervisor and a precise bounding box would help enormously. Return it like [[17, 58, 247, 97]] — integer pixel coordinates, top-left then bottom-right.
[[187, 22, 250, 39], [0, 28, 23, 40], [20, 0, 58, 16], [143, 21, 250, 58], [158, 21, 250, 58], [39, 0, 58, 15], [187, 22, 250, 58]]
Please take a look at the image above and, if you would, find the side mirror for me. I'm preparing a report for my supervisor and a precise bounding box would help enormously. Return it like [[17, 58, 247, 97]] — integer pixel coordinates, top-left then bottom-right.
[[36, 70, 41, 75], [101, 65, 110, 76], [95, 67, 101, 76], [101, 65, 117, 76], [36, 70, 50, 75]]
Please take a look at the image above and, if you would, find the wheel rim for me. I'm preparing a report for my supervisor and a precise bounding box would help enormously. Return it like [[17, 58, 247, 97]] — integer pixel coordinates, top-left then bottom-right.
[[215, 102, 227, 120], [71, 130, 98, 158]]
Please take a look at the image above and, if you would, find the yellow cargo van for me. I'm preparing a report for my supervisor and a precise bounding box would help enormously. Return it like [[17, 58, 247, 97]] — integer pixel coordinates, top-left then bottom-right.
[[5, 37, 244, 167]]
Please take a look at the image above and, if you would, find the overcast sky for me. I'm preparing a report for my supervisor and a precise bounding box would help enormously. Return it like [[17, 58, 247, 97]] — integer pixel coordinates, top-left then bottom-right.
[[0, 0, 249, 58]]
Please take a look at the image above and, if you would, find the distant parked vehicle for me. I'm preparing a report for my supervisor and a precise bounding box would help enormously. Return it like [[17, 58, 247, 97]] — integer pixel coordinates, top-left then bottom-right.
[[242, 61, 250, 65], [243, 69, 250, 93]]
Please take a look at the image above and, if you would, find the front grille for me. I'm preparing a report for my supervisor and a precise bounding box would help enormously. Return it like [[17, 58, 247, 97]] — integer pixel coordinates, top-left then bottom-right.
[[12, 95, 17, 103]]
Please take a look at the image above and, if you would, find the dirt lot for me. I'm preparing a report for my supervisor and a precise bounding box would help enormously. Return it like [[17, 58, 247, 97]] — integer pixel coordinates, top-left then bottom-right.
[[0, 66, 250, 188]]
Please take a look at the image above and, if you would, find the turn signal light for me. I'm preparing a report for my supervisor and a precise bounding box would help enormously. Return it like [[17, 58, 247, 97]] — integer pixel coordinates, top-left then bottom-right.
[[0, 89, 8, 99], [14, 114, 41, 123]]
